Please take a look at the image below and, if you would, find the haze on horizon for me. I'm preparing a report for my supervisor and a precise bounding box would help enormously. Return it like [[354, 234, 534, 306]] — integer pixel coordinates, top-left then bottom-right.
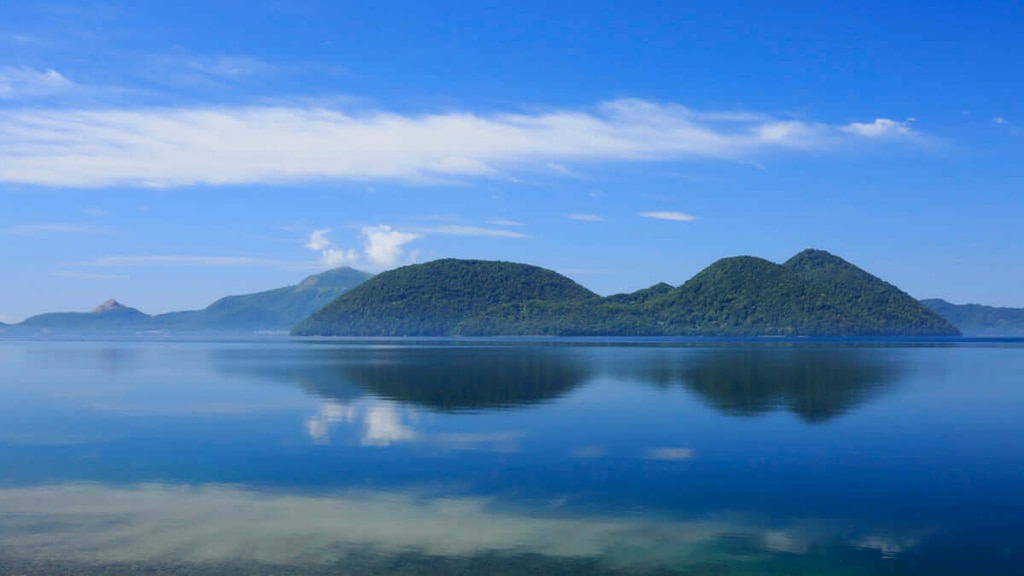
[[2, 1, 1022, 322]]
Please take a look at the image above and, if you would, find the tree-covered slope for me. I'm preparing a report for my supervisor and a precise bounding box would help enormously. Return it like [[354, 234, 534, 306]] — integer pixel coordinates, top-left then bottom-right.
[[605, 282, 674, 306], [922, 299, 1024, 337], [155, 267, 371, 331], [643, 251, 958, 336], [784, 249, 958, 336], [294, 252, 963, 337], [293, 259, 598, 336], [650, 256, 843, 336], [451, 299, 660, 336]]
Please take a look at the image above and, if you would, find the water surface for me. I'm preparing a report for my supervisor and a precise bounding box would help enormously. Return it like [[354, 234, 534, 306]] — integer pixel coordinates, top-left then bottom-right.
[[1, 338, 1022, 574]]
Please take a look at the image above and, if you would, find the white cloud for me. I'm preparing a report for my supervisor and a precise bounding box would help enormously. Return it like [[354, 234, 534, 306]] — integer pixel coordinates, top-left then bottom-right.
[[638, 211, 697, 222], [0, 99, 924, 188], [320, 247, 358, 268], [305, 228, 333, 251], [49, 271, 128, 280], [993, 116, 1007, 124], [421, 225, 531, 238], [186, 56, 272, 79], [0, 67, 73, 99], [304, 225, 420, 269], [305, 229, 358, 268], [568, 213, 607, 222], [840, 118, 913, 138], [81, 208, 105, 217], [488, 218, 526, 227], [546, 162, 570, 174], [362, 225, 420, 267]]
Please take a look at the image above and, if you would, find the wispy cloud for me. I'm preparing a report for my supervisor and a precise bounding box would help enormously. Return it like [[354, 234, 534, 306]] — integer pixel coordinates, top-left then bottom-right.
[[420, 225, 531, 238], [0, 99, 926, 188], [546, 162, 570, 175], [0, 66, 73, 99], [185, 56, 273, 79], [839, 118, 913, 138], [1, 223, 103, 235], [488, 218, 526, 227], [993, 116, 1007, 124], [306, 228, 333, 251], [568, 214, 607, 222], [49, 271, 128, 280], [638, 211, 697, 222]]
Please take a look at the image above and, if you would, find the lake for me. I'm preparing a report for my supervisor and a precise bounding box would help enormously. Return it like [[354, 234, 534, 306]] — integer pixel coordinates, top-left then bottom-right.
[[1, 337, 1022, 575]]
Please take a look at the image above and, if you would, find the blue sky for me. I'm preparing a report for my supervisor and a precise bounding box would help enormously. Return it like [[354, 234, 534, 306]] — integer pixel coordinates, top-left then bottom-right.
[[1, 0, 1022, 321]]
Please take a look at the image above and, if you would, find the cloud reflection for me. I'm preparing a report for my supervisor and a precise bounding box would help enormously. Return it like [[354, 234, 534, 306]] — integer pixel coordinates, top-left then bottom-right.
[[304, 399, 521, 451], [645, 447, 696, 461], [0, 484, 928, 570]]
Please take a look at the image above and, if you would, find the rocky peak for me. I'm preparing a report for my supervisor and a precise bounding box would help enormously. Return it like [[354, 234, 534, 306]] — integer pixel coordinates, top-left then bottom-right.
[[92, 299, 125, 313]]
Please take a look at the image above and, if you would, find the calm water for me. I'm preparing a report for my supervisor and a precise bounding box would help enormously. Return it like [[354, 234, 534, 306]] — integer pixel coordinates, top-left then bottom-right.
[[1, 338, 1023, 575]]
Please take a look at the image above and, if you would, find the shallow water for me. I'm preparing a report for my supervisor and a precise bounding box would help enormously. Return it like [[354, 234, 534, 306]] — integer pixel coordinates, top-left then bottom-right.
[[1, 338, 1022, 574]]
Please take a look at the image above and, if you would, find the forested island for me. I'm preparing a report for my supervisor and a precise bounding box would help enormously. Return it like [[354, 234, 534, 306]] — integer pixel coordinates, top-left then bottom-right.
[[293, 249, 960, 337], [12, 249, 1024, 338]]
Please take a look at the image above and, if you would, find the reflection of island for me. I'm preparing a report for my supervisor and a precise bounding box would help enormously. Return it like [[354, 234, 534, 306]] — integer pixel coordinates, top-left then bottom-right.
[[333, 347, 589, 411], [635, 348, 904, 423], [215, 346, 590, 412]]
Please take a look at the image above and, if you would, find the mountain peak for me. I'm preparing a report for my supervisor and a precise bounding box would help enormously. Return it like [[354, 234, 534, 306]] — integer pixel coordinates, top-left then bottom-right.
[[783, 248, 848, 269], [92, 299, 125, 313]]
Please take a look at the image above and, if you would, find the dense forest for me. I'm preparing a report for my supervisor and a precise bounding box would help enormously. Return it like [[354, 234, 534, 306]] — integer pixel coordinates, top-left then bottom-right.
[[293, 250, 961, 337], [293, 259, 601, 336]]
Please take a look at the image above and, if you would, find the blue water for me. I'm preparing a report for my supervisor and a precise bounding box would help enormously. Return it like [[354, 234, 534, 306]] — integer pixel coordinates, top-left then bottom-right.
[[0, 338, 1022, 574]]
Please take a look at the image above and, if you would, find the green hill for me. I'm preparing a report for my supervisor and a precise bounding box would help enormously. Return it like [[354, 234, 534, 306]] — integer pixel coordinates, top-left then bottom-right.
[[633, 250, 957, 337], [649, 255, 843, 336], [154, 267, 371, 331], [293, 250, 962, 337], [922, 299, 1024, 337], [782, 249, 956, 335], [293, 259, 598, 336]]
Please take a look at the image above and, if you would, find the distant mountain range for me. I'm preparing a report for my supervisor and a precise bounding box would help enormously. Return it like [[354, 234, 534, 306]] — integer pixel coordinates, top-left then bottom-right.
[[9, 267, 371, 335], [6, 250, 1023, 338], [293, 249, 961, 337], [922, 299, 1024, 337]]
